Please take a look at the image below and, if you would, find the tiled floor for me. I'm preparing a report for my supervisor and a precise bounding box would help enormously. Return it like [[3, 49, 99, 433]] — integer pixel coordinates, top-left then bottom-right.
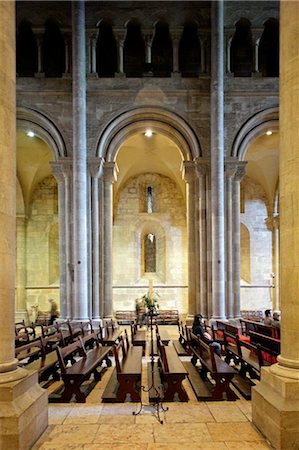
[[32, 326, 273, 450]]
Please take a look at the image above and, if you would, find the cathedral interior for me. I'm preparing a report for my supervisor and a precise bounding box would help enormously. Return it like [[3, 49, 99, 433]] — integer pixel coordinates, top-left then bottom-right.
[[0, 1, 299, 449]]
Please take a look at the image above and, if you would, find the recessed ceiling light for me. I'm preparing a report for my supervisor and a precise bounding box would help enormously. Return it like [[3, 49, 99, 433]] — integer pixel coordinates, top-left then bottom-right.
[[144, 129, 153, 138], [27, 131, 35, 137], [266, 130, 272, 136]]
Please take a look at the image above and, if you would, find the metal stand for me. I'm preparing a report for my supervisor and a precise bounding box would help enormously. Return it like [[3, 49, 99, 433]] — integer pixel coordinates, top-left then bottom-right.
[[133, 306, 168, 424]]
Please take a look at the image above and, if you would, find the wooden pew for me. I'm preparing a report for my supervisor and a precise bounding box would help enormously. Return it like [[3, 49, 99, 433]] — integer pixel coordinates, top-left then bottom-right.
[[223, 330, 270, 399], [240, 318, 279, 339], [102, 335, 143, 402], [41, 324, 66, 351], [98, 322, 122, 347], [115, 310, 136, 325], [173, 322, 191, 356], [18, 337, 60, 383], [15, 337, 43, 363], [248, 330, 280, 364], [156, 309, 179, 325], [187, 332, 238, 401], [149, 336, 188, 402], [55, 336, 112, 402], [131, 323, 146, 355]]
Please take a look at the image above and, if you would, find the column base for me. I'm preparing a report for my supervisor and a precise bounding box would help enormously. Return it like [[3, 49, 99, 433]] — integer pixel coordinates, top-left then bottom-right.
[[252, 366, 299, 450], [0, 369, 48, 449]]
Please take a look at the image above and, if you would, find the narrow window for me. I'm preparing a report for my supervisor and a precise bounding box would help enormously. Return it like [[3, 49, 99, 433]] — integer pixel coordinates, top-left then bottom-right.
[[144, 233, 156, 272], [147, 186, 153, 213]]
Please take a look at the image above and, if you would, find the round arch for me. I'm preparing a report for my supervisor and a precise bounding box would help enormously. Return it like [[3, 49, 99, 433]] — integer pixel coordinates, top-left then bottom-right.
[[231, 106, 279, 160], [17, 107, 67, 160], [95, 106, 202, 161]]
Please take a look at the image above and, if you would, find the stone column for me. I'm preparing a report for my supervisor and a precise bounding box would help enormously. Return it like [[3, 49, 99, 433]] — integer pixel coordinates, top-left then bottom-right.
[[272, 215, 280, 311], [182, 161, 197, 315], [62, 31, 72, 78], [114, 28, 126, 78], [210, 0, 226, 320], [253, 3, 299, 447], [231, 162, 246, 318], [143, 31, 153, 75], [16, 215, 28, 322], [88, 29, 98, 78], [225, 30, 234, 75], [199, 34, 207, 74], [170, 28, 182, 75], [51, 158, 73, 319], [0, 3, 48, 447], [224, 161, 236, 319], [252, 29, 262, 76], [89, 157, 105, 319], [72, 1, 89, 320], [33, 29, 45, 77], [103, 162, 118, 318], [195, 159, 209, 317]]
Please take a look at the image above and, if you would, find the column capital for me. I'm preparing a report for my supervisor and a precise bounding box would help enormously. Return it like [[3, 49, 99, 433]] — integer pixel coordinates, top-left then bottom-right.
[[225, 159, 247, 181], [252, 27, 263, 43], [169, 27, 183, 43], [142, 29, 154, 46], [181, 160, 197, 183], [194, 157, 210, 177], [32, 27, 44, 41], [51, 158, 72, 183], [265, 214, 280, 231], [113, 27, 127, 45], [86, 27, 99, 40], [88, 157, 105, 178], [103, 161, 119, 183]]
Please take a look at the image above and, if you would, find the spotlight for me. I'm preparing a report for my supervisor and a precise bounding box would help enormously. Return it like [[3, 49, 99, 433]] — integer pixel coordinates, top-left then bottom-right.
[[266, 130, 272, 136], [144, 129, 153, 138], [27, 131, 35, 137]]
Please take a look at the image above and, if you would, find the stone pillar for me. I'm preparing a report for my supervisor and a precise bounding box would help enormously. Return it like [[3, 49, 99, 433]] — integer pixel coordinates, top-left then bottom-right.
[[51, 158, 73, 319], [252, 4, 299, 447], [195, 159, 209, 317], [103, 162, 118, 318], [114, 29, 126, 78], [210, 0, 226, 320], [170, 28, 182, 75], [33, 29, 45, 77], [225, 30, 234, 75], [273, 215, 280, 311], [199, 34, 207, 74], [62, 31, 72, 78], [0, 3, 48, 447], [16, 215, 28, 323], [231, 162, 246, 318], [72, 1, 89, 320], [252, 29, 262, 76], [224, 161, 235, 319], [182, 161, 197, 315], [89, 157, 105, 319], [88, 29, 98, 78], [143, 31, 153, 75]]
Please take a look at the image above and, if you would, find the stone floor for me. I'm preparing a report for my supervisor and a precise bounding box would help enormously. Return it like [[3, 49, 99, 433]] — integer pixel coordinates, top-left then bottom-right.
[[32, 326, 273, 450]]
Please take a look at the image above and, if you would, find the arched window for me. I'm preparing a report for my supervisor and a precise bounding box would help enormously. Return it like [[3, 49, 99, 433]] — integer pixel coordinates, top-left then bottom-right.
[[144, 233, 156, 273], [231, 19, 253, 77], [17, 20, 38, 77], [124, 20, 145, 77], [43, 19, 65, 77], [259, 19, 279, 77], [152, 22, 172, 77], [179, 22, 200, 77], [96, 21, 117, 77], [147, 186, 153, 213]]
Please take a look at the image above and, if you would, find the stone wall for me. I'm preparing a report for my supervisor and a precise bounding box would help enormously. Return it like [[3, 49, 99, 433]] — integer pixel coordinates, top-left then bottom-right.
[[113, 173, 188, 312], [240, 176, 273, 311]]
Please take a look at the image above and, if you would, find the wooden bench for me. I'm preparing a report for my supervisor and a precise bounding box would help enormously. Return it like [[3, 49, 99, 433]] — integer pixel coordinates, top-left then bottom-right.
[[131, 323, 146, 355], [248, 330, 280, 364], [55, 336, 112, 402], [188, 332, 238, 401], [223, 329, 270, 399], [156, 309, 179, 325], [18, 337, 60, 383], [15, 337, 44, 363], [98, 323, 122, 347], [240, 318, 279, 339], [149, 336, 188, 402], [102, 335, 143, 402], [173, 321, 190, 356], [115, 310, 136, 325]]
